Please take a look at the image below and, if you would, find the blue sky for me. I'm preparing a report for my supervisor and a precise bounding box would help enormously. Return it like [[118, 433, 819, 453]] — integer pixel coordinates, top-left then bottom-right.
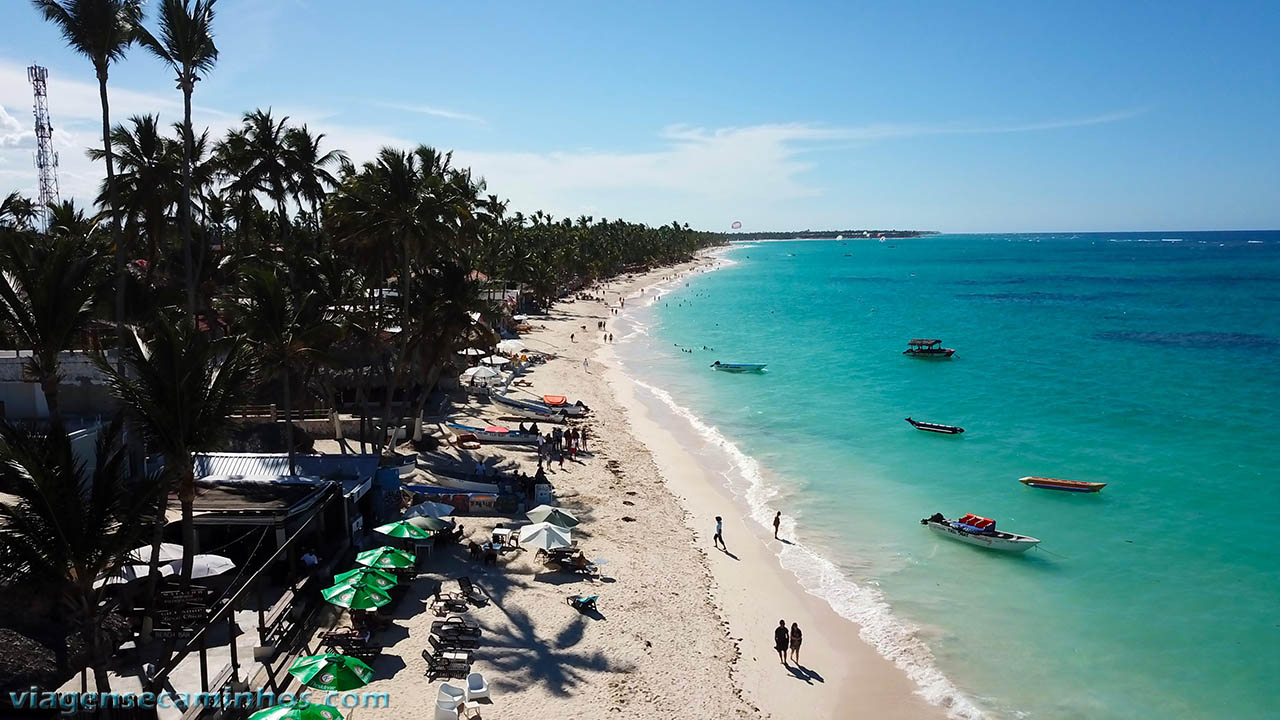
[[1, 0, 1277, 232]]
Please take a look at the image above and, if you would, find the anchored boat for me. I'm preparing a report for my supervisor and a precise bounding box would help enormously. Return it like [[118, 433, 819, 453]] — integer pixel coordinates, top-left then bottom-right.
[[903, 339, 955, 358], [711, 361, 767, 373], [906, 417, 965, 434], [1020, 476, 1106, 493], [920, 513, 1040, 553]]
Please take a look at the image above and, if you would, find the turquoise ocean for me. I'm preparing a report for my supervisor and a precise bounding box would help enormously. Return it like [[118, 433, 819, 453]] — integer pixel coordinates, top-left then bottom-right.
[[611, 232, 1280, 719]]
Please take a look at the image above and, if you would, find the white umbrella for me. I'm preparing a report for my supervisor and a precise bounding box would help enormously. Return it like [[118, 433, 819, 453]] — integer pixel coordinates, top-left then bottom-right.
[[460, 366, 503, 387], [163, 554, 236, 580], [495, 339, 526, 354], [518, 522, 573, 551], [128, 542, 185, 564], [404, 499, 455, 519], [480, 355, 509, 367], [93, 563, 176, 589], [457, 347, 485, 357]]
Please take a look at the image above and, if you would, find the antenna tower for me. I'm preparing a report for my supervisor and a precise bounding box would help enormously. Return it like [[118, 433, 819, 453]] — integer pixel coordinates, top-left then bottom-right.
[[27, 64, 59, 232]]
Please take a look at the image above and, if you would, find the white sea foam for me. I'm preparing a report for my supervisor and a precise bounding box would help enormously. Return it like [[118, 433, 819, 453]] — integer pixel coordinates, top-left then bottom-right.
[[627, 375, 986, 720]]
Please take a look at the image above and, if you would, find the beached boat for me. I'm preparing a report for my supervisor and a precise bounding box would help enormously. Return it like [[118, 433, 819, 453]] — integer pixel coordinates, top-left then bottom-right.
[[1019, 476, 1106, 493], [903, 339, 955, 358], [920, 513, 1039, 553], [446, 422, 538, 445], [541, 395, 589, 416], [711, 361, 767, 373], [493, 393, 566, 421], [906, 417, 965, 434]]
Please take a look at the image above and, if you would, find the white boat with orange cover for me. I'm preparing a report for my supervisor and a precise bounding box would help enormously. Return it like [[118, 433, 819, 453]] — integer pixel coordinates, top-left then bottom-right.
[[920, 513, 1040, 552], [541, 394, 589, 416]]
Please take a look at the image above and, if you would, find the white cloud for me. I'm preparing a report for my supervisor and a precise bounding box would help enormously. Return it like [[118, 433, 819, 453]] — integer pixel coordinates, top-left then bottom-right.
[[375, 102, 485, 125], [0, 104, 32, 148]]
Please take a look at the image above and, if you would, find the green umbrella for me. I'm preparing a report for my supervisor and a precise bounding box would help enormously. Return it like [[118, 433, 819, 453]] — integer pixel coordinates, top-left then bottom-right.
[[333, 567, 398, 592], [288, 653, 374, 692], [355, 546, 416, 569], [526, 504, 580, 529], [375, 519, 433, 540], [322, 582, 392, 610], [249, 705, 344, 720]]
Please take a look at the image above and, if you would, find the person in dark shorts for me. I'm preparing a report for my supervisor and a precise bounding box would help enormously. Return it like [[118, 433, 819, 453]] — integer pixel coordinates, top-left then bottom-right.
[[774, 620, 789, 664], [789, 622, 803, 664], [713, 516, 726, 550], [773, 511, 781, 539]]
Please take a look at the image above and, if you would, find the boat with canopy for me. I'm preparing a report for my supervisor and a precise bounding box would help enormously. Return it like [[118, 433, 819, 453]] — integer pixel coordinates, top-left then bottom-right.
[[903, 339, 955, 358]]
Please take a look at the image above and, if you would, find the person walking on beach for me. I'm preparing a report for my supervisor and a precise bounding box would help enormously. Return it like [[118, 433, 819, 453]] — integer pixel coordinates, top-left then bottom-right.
[[789, 622, 803, 664], [713, 516, 726, 550], [773, 511, 781, 539], [774, 620, 790, 665]]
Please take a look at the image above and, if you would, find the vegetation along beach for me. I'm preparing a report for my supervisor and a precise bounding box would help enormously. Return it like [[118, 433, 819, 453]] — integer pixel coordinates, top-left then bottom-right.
[[1, 2, 1277, 719]]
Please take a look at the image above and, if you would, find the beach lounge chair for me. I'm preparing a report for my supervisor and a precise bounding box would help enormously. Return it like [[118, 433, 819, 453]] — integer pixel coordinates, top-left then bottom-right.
[[431, 616, 482, 638], [465, 672, 490, 702], [428, 635, 475, 664], [421, 649, 470, 680], [432, 629, 479, 649], [567, 594, 598, 613], [431, 590, 469, 616], [457, 576, 489, 606]]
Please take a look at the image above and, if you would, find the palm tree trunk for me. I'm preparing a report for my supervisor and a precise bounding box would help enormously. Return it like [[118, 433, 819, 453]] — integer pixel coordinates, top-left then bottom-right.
[[282, 371, 295, 475], [40, 374, 60, 421], [180, 84, 196, 316], [98, 69, 125, 372], [140, 487, 167, 636], [178, 463, 196, 584]]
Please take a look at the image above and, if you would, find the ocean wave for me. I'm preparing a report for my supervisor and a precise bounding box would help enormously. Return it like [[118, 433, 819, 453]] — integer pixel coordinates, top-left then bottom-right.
[[628, 376, 985, 720]]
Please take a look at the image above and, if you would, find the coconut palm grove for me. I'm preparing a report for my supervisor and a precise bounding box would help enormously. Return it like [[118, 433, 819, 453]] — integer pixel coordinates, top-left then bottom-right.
[[0, 0, 720, 704]]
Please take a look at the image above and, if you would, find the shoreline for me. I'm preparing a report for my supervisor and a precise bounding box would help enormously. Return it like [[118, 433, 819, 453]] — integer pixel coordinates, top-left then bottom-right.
[[593, 251, 952, 718]]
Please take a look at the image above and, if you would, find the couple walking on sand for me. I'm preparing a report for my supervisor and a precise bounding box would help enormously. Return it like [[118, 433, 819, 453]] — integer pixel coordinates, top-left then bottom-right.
[[774, 620, 803, 665], [712, 511, 784, 552]]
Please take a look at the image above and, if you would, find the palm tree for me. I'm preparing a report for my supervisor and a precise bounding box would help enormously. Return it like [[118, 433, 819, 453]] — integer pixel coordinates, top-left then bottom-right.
[[225, 264, 336, 473], [88, 114, 180, 283], [231, 109, 293, 242], [96, 316, 256, 582], [33, 0, 144, 355], [0, 418, 160, 692], [136, 0, 218, 315], [1, 191, 38, 229], [0, 234, 105, 420], [285, 124, 344, 235], [45, 199, 99, 239]]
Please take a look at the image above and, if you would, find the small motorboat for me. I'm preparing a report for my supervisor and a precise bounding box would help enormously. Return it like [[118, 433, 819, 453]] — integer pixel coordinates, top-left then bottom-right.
[[493, 394, 566, 422], [906, 417, 964, 434], [903, 339, 955, 358], [920, 513, 1039, 553], [1019, 476, 1106, 493], [541, 395, 589, 416], [711, 361, 767, 373]]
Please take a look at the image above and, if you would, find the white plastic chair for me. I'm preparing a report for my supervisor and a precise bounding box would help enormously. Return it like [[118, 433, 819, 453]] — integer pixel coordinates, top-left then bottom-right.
[[433, 700, 458, 720], [465, 672, 490, 701], [438, 683, 466, 706]]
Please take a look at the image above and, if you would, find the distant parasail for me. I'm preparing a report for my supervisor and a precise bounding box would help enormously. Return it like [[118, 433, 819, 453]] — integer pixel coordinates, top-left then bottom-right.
[[731, 221, 742, 229]]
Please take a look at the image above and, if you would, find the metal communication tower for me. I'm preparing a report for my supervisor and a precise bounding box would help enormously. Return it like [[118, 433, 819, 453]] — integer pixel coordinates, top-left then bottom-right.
[[27, 64, 59, 232]]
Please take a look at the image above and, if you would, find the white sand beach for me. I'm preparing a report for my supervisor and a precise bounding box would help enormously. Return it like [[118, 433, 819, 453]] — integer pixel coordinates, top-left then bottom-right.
[[343, 253, 945, 719]]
